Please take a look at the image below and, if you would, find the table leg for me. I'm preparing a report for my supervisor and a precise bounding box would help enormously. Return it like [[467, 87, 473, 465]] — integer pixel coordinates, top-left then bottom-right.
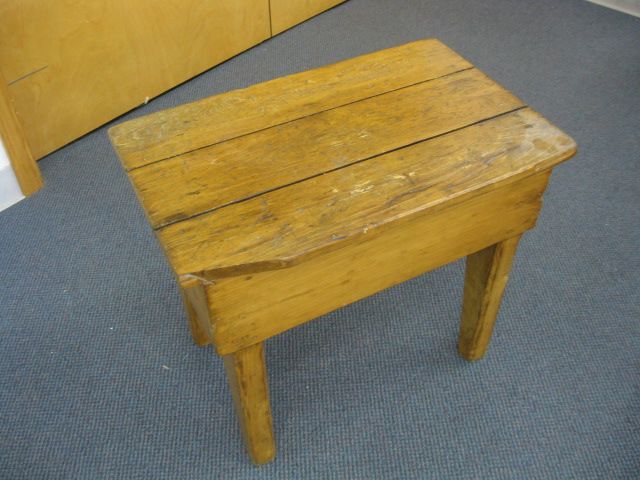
[[458, 235, 522, 361], [179, 285, 210, 346], [223, 342, 276, 464]]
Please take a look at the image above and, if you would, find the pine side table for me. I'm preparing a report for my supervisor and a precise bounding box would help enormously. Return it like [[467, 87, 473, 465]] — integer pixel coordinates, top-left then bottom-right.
[[109, 39, 576, 464]]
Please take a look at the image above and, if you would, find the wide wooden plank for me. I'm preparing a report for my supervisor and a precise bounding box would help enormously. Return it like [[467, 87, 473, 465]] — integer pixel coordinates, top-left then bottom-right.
[[270, 0, 346, 35], [157, 109, 576, 278], [1, 0, 271, 159], [130, 68, 523, 228], [202, 172, 551, 355], [109, 39, 472, 169]]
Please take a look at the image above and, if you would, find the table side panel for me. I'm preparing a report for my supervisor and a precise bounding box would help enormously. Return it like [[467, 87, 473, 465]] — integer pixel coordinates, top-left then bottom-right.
[[180, 276, 214, 344], [204, 171, 551, 355]]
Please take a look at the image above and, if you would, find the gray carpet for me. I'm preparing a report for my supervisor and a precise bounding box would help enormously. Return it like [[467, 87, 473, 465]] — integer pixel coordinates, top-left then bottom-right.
[[1, 0, 639, 478]]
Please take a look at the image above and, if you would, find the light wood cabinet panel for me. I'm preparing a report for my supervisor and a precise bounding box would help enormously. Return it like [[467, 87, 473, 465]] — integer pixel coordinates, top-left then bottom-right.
[[270, 0, 346, 35], [0, 0, 271, 159], [0, 69, 42, 195]]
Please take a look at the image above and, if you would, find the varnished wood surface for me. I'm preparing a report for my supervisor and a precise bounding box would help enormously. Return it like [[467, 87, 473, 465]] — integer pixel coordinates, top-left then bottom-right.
[[109, 39, 576, 282], [270, 0, 346, 35], [109, 39, 578, 462], [458, 236, 522, 360], [223, 343, 275, 464], [110, 39, 471, 169], [158, 109, 574, 278], [204, 172, 549, 355], [0, 69, 42, 196], [179, 276, 212, 347], [128, 68, 522, 229], [1, 0, 271, 159]]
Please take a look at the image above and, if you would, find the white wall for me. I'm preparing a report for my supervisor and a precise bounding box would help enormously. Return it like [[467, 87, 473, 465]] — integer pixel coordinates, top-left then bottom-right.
[[0, 139, 25, 212], [586, 0, 640, 17]]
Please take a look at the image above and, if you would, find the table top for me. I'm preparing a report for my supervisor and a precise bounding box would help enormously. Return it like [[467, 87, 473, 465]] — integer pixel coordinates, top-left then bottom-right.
[[109, 39, 576, 279]]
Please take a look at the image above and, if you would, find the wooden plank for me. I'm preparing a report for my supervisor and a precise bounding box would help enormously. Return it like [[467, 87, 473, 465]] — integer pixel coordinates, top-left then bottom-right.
[[109, 39, 472, 169], [458, 236, 522, 361], [205, 172, 551, 355], [130, 68, 524, 229], [0, 0, 271, 159], [270, 0, 346, 35], [156, 109, 576, 278], [0, 70, 42, 196]]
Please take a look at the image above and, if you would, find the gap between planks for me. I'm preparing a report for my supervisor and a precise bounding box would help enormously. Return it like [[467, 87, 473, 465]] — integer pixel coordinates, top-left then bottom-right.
[[126, 66, 476, 173], [152, 105, 529, 231]]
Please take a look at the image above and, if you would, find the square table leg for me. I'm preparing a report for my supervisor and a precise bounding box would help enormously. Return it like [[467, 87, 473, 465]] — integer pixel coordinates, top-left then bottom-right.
[[179, 283, 210, 347], [223, 342, 276, 464], [458, 235, 522, 361]]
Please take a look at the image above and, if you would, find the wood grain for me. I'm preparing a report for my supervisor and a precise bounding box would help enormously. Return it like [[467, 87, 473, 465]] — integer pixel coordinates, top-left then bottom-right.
[[128, 68, 523, 229], [109, 39, 472, 169], [205, 172, 550, 355], [179, 276, 212, 347], [458, 236, 522, 360], [0, 69, 42, 196], [270, 0, 346, 35], [0, 0, 271, 159], [156, 109, 575, 279], [107, 39, 579, 462], [223, 343, 276, 464]]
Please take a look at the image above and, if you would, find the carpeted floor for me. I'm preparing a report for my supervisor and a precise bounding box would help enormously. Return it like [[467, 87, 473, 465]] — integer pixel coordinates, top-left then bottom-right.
[[1, 1, 639, 478]]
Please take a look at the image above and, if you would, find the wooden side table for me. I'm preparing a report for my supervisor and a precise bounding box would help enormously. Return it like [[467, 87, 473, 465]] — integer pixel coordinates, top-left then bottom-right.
[[109, 39, 576, 464]]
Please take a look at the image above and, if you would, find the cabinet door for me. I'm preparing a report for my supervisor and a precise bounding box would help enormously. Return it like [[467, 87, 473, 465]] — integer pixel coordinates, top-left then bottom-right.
[[270, 0, 346, 35], [0, 0, 271, 159]]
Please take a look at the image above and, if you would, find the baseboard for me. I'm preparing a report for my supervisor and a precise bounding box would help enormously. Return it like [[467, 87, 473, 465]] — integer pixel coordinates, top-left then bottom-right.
[[586, 0, 640, 17]]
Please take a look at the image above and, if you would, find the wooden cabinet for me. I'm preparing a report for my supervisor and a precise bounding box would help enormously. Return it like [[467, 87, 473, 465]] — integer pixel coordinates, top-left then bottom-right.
[[270, 0, 346, 34], [0, 0, 271, 159], [0, 1, 348, 161]]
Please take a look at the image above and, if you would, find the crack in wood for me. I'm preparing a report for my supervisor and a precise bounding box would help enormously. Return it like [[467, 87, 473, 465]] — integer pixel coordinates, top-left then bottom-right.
[[8, 65, 49, 86]]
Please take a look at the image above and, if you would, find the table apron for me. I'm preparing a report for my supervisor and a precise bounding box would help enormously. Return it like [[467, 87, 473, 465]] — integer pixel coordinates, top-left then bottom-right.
[[203, 170, 551, 355]]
